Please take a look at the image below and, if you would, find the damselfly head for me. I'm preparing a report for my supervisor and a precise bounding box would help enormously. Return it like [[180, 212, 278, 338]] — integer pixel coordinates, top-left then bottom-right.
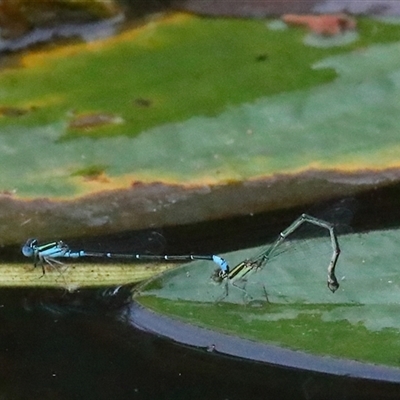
[[21, 238, 38, 257], [210, 268, 227, 283]]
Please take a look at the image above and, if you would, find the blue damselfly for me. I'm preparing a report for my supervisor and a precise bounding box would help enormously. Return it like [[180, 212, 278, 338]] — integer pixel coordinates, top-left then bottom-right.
[[22, 238, 228, 278]]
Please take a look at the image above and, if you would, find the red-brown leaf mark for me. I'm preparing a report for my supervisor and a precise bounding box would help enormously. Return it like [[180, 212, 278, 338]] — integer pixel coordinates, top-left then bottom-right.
[[69, 112, 124, 130], [0, 106, 36, 117], [282, 14, 356, 36]]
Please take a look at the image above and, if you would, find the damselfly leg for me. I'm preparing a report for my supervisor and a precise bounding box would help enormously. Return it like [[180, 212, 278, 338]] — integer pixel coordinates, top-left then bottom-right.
[[211, 259, 263, 303], [22, 238, 69, 282], [211, 214, 340, 302]]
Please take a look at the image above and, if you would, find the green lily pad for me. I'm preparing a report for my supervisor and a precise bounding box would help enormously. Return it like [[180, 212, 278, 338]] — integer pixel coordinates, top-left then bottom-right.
[[2, 14, 400, 245], [1, 15, 400, 198], [137, 227, 400, 367]]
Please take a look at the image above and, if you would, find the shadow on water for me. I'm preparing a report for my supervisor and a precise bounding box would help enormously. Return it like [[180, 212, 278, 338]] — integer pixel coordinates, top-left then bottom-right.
[[0, 286, 399, 400]]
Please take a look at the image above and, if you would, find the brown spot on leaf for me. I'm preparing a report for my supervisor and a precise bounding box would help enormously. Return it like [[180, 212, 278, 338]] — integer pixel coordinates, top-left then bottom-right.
[[1, 190, 15, 196], [133, 98, 152, 108], [255, 53, 268, 62], [83, 173, 110, 183], [69, 112, 124, 130], [0, 106, 34, 117], [282, 13, 356, 36]]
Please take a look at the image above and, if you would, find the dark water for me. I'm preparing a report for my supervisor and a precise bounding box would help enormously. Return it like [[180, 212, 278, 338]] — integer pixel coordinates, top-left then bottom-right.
[[0, 286, 399, 400], [0, 286, 286, 400]]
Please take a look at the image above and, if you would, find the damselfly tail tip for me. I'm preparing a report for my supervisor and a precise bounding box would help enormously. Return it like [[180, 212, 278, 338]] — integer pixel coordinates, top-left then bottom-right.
[[327, 277, 339, 293]]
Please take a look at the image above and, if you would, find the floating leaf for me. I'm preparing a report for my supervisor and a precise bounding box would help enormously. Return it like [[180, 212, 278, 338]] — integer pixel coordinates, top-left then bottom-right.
[[1, 16, 400, 197], [137, 227, 400, 367], [1, 15, 400, 243]]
